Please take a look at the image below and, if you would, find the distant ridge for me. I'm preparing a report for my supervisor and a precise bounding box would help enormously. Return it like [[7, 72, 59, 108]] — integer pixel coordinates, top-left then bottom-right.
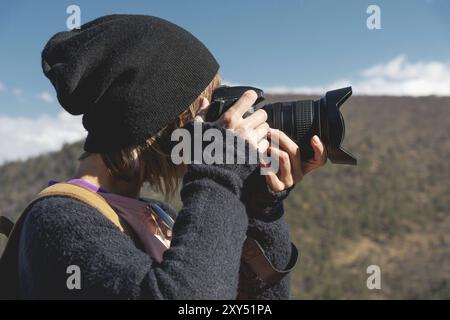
[[1, 95, 449, 299]]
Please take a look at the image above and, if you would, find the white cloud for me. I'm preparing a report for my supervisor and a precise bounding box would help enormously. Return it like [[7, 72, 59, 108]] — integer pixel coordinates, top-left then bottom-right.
[[0, 82, 56, 103], [12, 88, 23, 97], [0, 112, 86, 165], [355, 55, 450, 96], [37, 91, 54, 103], [250, 55, 450, 96]]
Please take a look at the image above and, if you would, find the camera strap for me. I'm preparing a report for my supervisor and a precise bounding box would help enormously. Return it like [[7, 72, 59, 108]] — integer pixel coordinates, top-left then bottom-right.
[[241, 237, 298, 286]]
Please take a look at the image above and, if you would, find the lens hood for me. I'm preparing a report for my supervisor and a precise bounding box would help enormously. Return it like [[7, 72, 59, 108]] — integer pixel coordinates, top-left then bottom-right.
[[320, 87, 357, 165]]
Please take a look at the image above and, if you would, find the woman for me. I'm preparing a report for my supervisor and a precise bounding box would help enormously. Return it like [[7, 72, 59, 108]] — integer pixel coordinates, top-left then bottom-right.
[[15, 15, 326, 299]]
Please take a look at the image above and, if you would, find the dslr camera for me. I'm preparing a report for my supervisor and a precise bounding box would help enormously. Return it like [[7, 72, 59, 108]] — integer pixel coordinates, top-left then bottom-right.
[[206, 86, 357, 165]]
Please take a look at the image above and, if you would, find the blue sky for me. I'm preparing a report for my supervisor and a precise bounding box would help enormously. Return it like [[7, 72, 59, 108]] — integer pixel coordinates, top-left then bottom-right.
[[0, 0, 449, 163]]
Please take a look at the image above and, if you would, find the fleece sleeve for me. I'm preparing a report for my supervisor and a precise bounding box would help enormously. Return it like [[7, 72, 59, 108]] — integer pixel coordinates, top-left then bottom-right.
[[18, 123, 258, 299], [237, 170, 298, 299]]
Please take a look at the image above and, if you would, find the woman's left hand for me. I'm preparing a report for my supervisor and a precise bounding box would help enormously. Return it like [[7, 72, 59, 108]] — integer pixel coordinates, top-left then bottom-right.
[[263, 129, 327, 193]]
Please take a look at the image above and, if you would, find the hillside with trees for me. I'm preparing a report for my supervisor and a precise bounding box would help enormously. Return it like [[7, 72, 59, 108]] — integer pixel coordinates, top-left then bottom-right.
[[1, 95, 449, 299]]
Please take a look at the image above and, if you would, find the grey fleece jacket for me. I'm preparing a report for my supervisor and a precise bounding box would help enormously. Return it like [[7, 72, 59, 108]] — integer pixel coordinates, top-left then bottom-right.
[[16, 123, 297, 299]]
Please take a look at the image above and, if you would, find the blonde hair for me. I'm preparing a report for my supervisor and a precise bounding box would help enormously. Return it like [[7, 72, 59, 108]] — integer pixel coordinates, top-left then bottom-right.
[[79, 73, 221, 196]]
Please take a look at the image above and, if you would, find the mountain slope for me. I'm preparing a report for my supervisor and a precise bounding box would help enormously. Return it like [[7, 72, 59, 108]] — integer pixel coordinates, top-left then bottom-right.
[[1, 95, 449, 299]]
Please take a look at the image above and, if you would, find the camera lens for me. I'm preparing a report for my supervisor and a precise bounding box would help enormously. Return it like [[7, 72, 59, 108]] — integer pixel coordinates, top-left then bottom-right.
[[264, 100, 318, 161], [207, 85, 357, 165]]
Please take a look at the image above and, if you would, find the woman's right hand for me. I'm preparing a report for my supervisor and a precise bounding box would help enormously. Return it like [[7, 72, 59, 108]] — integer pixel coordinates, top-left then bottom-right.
[[195, 90, 270, 154]]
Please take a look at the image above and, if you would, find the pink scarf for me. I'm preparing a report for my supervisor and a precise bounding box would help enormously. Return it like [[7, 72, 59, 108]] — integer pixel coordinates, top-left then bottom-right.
[[98, 191, 172, 263], [51, 179, 173, 263]]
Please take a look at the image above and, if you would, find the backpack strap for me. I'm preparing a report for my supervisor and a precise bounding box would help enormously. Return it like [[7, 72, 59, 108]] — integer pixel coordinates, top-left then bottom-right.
[[1, 182, 127, 255], [0, 182, 128, 299], [35, 182, 126, 232]]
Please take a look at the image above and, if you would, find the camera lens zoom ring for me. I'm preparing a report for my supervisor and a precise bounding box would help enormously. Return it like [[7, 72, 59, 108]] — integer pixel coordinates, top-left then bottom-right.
[[294, 100, 313, 142]]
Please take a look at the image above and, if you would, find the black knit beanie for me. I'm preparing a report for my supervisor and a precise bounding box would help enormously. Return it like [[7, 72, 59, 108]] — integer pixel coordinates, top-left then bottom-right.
[[42, 14, 219, 152]]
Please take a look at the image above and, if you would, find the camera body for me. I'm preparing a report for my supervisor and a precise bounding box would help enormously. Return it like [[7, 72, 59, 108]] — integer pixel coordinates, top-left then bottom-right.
[[206, 86, 357, 165]]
